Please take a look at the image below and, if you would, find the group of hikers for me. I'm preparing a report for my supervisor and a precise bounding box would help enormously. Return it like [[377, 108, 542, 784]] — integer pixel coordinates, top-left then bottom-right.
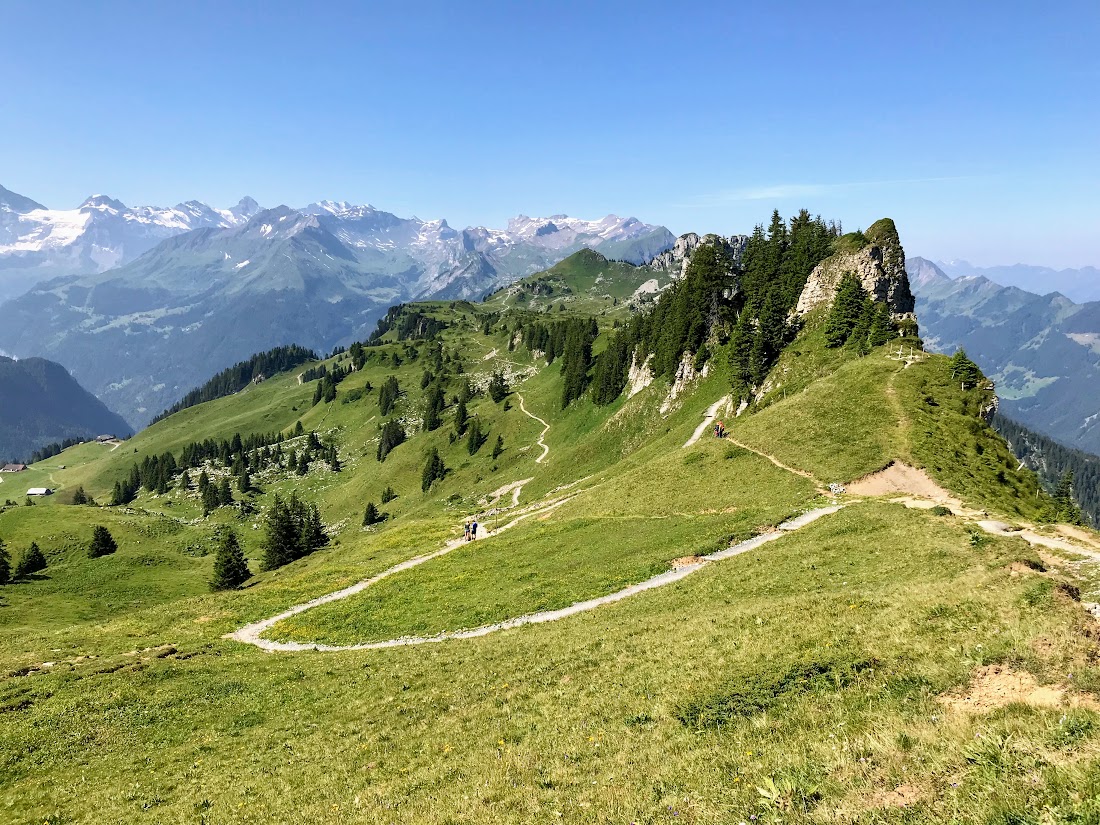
[[463, 520, 479, 541], [713, 420, 727, 439]]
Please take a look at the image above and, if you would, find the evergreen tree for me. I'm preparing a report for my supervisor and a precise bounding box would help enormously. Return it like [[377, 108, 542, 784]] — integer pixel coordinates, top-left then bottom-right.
[[178, 471, 190, 493], [381, 485, 397, 504], [423, 383, 445, 431], [296, 452, 310, 475], [14, 542, 46, 578], [210, 529, 251, 591], [867, 302, 897, 347], [311, 381, 323, 406], [238, 468, 251, 494], [377, 420, 406, 462], [218, 477, 234, 506], [454, 395, 469, 436], [488, 371, 509, 402], [949, 349, 984, 388], [363, 502, 383, 526], [261, 495, 298, 570], [847, 299, 874, 356], [379, 376, 400, 415], [492, 435, 504, 459], [824, 273, 868, 348], [71, 486, 88, 505], [0, 539, 9, 584], [88, 525, 118, 558], [421, 448, 446, 492], [198, 470, 211, 493], [1053, 471, 1083, 524], [202, 483, 220, 515], [467, 418, 487, 455]]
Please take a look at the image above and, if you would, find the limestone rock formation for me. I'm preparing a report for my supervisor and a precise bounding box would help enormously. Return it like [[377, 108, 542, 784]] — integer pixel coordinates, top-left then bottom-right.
[[648, 233, 748, 280], [795, 218, 915, 316]]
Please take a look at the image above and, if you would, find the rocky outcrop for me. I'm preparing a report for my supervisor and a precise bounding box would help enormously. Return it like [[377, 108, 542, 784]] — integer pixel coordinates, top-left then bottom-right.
[[795, 218, 915, 317], [626, 352, 654, 398], [648, 233, 748, 280]]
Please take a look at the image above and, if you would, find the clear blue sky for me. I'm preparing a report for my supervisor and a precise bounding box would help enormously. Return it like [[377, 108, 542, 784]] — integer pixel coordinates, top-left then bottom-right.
[[3, 0, 1098, 267]]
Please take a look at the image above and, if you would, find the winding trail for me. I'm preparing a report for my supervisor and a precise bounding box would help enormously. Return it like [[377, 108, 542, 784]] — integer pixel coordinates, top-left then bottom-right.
[[684, 396, 730, 447], [228, 504, 844, 653], [517, 392, 551, 464], [684, 396, 821, 485]]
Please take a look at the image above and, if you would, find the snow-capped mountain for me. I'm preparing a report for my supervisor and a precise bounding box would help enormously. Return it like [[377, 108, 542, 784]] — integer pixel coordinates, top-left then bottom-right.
[[0, 185, 262, 301], [0, 194, 674, 427]]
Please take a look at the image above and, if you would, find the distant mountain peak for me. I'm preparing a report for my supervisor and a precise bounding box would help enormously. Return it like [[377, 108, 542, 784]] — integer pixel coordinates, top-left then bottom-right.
[[80, 194, 128, 211], [0, 183, 47, 213]]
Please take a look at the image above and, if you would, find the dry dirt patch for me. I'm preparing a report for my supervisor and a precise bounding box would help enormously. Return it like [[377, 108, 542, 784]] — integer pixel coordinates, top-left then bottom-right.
[[846, 462, 965, 509], [868, 783, 924, 809], [938, 664, 1098, 714], [670, 555, 704, 569]]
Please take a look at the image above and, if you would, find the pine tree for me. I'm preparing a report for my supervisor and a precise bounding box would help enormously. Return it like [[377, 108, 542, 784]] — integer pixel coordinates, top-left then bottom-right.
[[202, 483, 220, 515], [0, 539, 9, 584], [1053, 471, 1083, 524], [824, 273, 868, 348], [422, 448, 446, 492], [454, 395, 469, 436], [88, 525, 118, 558], [363, 502, 383, 526], [492, 435, 504, 459], [71, 486, 88, 505], [949, 349, 984, 388], [210, 529, 251, 591], [238, 469, 251, 494], [312, 381, 323, 406], [377, 420, 406, 462], [296, 452, 310, 475], [14, 541, 46, 578], [488, 371, 509, 402], [261, 495, 298, 570], [867, 302, 896, 347], [218, 477, 233, 506], [467, 418, 487, 455], [381, 485, 397, 504], [847, 299, 874, 356], [178, 471, 190, 492], [424, 383, 445, 431], [198, 470, 210, 493]]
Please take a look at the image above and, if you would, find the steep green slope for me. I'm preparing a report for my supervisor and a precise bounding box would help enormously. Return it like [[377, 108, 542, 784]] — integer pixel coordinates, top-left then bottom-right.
[[0, 355, 132, 463]]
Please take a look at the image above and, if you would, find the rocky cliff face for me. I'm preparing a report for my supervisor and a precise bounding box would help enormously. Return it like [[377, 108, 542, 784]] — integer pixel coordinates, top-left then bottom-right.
[[648, 233, 748, 279], [795, 218, 915, 316]]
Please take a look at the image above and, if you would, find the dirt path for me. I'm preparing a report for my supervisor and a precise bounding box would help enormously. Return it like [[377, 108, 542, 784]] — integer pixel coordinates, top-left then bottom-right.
[[228, 505, 844, 653], [517, 393, 550, 464], [684, 395, 730, 447]]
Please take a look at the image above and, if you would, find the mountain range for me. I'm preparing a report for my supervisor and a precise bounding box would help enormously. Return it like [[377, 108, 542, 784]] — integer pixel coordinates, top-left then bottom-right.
[[0, 355, 132, 462], [0, 184, 673, 427], [909, 256, 1100, 454], [935, 259, 1100, 304]]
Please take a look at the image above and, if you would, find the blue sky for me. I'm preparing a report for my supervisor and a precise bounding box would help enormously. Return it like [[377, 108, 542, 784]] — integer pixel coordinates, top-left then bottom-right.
[[3, 0, 1098, 267]]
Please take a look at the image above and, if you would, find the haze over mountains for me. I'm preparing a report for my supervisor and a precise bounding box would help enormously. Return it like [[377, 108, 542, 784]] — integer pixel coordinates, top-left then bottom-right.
[[935, 259, 1100, 304], [909, 257, 1100, 455], [0, 184, 674, 426]]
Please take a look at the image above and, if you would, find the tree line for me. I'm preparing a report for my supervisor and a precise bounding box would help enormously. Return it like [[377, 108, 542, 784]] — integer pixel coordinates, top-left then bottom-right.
[[152, 344, 317, 424]]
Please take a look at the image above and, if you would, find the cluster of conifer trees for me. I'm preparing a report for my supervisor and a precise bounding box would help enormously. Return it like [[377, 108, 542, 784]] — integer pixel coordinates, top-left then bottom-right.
[[587, 210, 840, 407], [369, 305, 450, 342], [519, 318, 598, 408], [994, 414, 1100, 526], [823, 273, 900, 353], [152, 344, 316, 423], [260, 493, 328, 570], [0, 538, 47, 584], [110, 427, 339, 507]]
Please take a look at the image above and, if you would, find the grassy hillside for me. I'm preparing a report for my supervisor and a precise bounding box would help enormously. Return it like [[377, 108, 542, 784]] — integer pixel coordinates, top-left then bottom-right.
[[2, 276, 1099, 823]]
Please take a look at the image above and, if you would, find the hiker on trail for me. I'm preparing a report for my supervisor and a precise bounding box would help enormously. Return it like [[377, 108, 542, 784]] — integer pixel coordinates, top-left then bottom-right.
[[718, 421, 726, 438], [470, 520, 478, 540], [463, 522, 470, 541], [714, 423, 721, 438]]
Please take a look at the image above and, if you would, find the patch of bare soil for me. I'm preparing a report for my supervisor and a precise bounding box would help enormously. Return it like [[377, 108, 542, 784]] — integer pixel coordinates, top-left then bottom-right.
[[846, 462, 965, 509], [1056, 524, 1100, 551], [670, 556, 704, 569], [868, 784, 924, 809], [938, 664, 1098, 714]]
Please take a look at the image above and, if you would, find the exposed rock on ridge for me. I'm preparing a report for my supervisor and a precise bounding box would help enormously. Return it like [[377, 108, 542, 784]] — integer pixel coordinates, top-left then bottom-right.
[[795, 218, 915, 316], [648, 233, 748, 279]]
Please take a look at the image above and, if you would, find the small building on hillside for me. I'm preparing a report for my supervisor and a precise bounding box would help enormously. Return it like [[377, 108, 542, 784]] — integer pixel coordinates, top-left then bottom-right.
[[1, 463, 27, 472], [26, 487, 53, 496], [95, 434, 116, 443]]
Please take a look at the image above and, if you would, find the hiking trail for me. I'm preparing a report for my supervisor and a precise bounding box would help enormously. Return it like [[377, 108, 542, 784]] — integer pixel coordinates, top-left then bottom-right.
[[517, 393, 550, 464], [227, 504, 843, 653]]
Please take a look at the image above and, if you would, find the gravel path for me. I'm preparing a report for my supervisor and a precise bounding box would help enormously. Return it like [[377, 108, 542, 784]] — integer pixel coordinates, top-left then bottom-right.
[[227, 505, 843, 653], [517, 392, 550, 464]]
